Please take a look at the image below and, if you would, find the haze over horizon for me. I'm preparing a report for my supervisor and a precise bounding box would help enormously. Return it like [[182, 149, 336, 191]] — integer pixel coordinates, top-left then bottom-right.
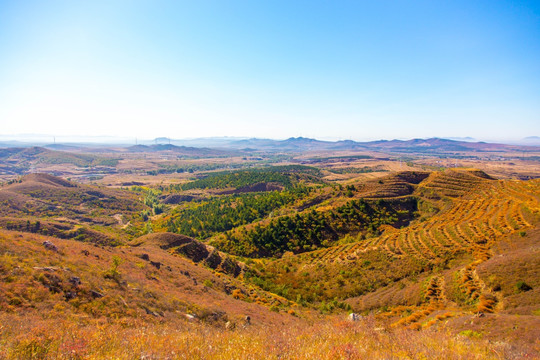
[[1, 1, 539, 141], [2, 133, 540, 147]]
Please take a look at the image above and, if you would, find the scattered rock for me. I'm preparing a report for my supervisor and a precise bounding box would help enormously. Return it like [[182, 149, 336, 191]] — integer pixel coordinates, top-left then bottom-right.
[[42, 241, 58, 252], [68, 276, 81, 287], [213, 311, 227, 322], [218, 256, 242, 277], [184, 313, 197, 321], [41, 273, 62, 293], [224, 284, 234, 295], [91, 290, 104, 298], [243, 315, 251, 328], [64, 291, 77, 300], [33, 266, 61, 272], [348, 313, 362, 322], [225, 321, 236, 330], [144, 307, 161, 317], [140, 254, 150, 261]]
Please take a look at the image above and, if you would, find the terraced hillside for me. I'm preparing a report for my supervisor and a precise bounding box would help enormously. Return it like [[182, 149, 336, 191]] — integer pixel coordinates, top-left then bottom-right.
[[1, 167, 539, 358], [306, 171, 538, 265], [250, 169, 540, 331]]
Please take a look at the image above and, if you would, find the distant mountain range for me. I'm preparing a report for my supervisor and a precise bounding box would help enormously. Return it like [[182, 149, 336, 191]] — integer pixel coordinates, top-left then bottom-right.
[[126, 144, 238, 156], [520, 136, 540, 146], [209, 137, 540, 153], [1, 136, 539, 154]]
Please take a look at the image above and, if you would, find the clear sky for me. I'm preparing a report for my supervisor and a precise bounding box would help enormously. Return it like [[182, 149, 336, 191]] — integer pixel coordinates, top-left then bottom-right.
[[1, 0, 539, 141]]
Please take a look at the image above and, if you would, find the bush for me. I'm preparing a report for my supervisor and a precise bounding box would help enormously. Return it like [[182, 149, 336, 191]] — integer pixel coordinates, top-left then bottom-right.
[[516, 281, 532, 292], [459, 330, 482, 338], [103, 256, 123, 282]]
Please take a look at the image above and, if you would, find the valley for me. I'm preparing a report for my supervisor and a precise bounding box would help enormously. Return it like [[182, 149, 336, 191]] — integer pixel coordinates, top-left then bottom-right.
[[0, 138, 539, 359]]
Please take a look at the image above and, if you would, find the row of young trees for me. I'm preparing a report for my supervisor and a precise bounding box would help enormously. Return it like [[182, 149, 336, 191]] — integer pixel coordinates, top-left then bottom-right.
[[173, 165, 322, 191], [165, 186, 312, 239], [211, 198, 418, 258], [146, 162, 247, 176]]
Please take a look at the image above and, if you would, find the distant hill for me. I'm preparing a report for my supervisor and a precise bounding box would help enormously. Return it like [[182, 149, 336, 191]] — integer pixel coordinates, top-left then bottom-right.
[[3, 136, 539, 154], [126, 144, 236, 157], [446, 137, 477, 142], [206, 137, 540, 153], [0, 147, 118, 172], [519, 136, 540, 146]]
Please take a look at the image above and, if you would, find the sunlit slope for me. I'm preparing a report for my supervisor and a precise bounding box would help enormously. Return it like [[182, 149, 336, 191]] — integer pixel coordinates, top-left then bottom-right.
[[0, 230, 299, 327], [302, 171, 539, 265], [252, 170, 540, 313], [0, 173, 144, 244]]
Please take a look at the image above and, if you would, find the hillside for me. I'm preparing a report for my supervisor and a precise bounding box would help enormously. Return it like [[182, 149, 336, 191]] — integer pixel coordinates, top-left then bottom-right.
[[0, 147, 118, 175], [0, 229, 298, 324], [249, 169, 540, 342], [0, 169, 539, 358], [0, 173, 144, 243], [0, 229, 532, 359]]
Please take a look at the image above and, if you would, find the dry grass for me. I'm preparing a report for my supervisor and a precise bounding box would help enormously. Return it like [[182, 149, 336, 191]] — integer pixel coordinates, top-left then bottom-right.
[[0, 230, 297, 327], [1, 168, 540, 358], [0, 313, 525, 360]]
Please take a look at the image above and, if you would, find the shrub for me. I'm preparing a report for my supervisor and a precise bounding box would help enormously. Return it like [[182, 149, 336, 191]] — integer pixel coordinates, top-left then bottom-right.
[[103, 256, 123, 282], [231, 289, 245, 300], [459, 330, 482, 339], [516, 281, 532, 292]]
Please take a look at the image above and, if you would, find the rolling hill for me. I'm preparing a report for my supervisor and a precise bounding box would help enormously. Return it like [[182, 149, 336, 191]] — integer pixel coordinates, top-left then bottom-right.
[[247, 169, 540, 341], [0, 168, 539, 358]]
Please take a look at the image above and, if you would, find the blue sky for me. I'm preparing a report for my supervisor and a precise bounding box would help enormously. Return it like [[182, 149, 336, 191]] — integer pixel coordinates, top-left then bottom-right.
[[0, 0, 539, 141]]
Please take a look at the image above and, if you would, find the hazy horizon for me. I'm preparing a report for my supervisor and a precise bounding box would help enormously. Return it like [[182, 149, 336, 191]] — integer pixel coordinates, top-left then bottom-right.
[[1, 133, 539, 146], [1, 1, 539, 140]]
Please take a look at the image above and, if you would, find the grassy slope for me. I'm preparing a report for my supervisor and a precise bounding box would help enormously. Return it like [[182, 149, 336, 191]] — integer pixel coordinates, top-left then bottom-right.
[[0, 313, 521, 359], [0, 173, 144, 243], [0, 230, 299, 325], [0, 169, 539, 358], [249, 170, 540, 337]]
